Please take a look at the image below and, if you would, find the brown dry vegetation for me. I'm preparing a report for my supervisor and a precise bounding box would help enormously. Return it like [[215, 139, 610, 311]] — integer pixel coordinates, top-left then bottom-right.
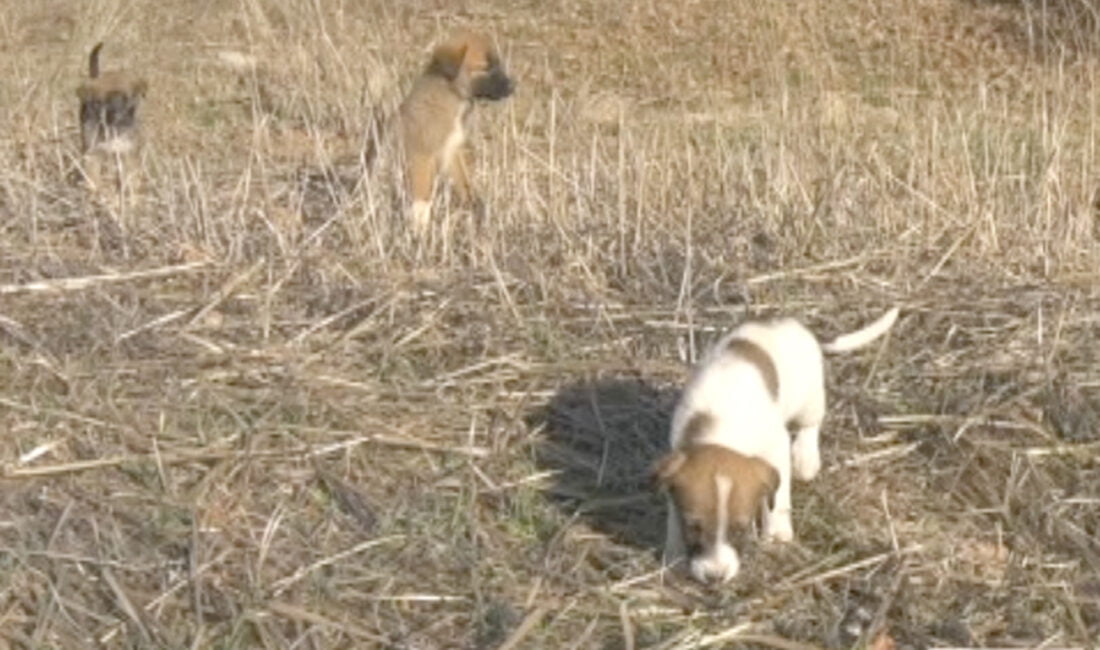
[[2, 0, 1100, 648]]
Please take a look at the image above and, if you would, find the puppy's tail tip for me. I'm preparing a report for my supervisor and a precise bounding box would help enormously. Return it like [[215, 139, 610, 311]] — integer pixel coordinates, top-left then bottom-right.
[[821, 306, 900, 353], [89, 42, 105, 78]]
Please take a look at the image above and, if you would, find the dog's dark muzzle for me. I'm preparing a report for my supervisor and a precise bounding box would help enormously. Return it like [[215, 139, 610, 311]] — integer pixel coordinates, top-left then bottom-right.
[[472, 69, 513, 101]]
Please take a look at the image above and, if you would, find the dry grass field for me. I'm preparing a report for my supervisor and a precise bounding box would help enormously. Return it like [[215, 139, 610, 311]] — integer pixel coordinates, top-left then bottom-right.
[[2, 0, 1100, 647]]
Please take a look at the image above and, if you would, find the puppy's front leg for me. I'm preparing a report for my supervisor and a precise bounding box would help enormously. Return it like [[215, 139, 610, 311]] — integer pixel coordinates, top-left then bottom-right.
[[764, 442, 794, 542], [662, 499, 687, 569], [406, 153, 437, 234], [447, 146, 478, 207]]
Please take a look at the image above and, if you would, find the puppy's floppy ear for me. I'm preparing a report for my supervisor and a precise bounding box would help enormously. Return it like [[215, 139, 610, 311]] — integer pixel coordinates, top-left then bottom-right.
[[651, 450, 686, 486], [732, 456, 779, 531], [748, 457, 780, 511], [428, 39, 468, 81]]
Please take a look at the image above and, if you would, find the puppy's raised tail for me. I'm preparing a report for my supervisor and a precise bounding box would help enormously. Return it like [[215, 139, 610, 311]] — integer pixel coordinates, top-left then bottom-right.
[[820, 306, 900, 353], [88, 42, 104, 78]]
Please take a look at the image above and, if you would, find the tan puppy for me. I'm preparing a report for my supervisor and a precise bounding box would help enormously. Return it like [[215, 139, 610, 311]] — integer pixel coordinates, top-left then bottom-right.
[[656, 307, 900, 583], [398, 30, 513, 233], [77, 42, 147, 155]]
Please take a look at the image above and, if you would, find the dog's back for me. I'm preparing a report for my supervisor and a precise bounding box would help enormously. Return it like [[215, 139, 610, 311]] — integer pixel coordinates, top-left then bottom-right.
[[671, 321, 808, 457], [725, 319, 825, 424]]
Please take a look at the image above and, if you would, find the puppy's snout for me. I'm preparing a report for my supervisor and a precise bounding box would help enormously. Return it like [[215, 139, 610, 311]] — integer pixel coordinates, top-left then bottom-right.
[[688, 541, 741, 584], [473, 69, 513, 100], [689, 547, 740, 584]]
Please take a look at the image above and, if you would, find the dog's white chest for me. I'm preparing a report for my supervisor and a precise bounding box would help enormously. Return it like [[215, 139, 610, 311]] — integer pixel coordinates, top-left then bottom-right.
[[439, 111, 467, 171]]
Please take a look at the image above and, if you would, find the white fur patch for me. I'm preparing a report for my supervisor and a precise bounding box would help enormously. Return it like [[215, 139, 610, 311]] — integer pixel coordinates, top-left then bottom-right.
[[439, 112, 466, 173], [689, 474, 740, 583], [215, 50, 258, 71], [791, 426, 822, 481], [409, 200, 432, 234], [95, 137, 137, 155], [765, 507, 794, 542]]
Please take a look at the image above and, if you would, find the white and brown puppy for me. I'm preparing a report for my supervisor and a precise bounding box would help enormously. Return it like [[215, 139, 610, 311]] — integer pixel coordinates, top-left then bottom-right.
[[655, 307, 900, 584], [398, 30, 513, 233], [76, 42, 147, 155]]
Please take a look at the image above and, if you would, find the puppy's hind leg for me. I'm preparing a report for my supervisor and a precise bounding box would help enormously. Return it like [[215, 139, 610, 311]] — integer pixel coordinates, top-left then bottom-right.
[[791, 424, 822, 482], [791, 381, 826, 482]]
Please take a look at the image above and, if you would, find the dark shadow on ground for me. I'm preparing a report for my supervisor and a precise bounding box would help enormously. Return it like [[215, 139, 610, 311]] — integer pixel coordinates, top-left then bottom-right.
[[963, 0, 1100, 61], [527, 374, 677, 553]]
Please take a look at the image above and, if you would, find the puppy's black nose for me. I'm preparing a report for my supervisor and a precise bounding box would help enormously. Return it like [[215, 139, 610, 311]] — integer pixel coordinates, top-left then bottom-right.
[[474, 70, 514, 101]]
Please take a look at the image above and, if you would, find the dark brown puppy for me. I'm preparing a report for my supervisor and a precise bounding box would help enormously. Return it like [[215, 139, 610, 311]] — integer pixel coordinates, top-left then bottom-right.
[[76, 42, 147, 154], [398, 30, 513, 233]]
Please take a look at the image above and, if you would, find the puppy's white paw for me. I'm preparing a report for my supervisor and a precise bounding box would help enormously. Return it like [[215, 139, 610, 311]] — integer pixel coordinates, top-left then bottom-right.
[[765, 510, 794, 543], [792, 434, 821, 481], [409, 200, 432, 235], [792, 447, 821, 481]]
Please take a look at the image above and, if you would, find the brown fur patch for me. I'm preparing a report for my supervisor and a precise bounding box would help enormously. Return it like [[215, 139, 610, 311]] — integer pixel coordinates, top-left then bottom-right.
[[725, 338, 779, 400], [427, 31, 490, 83], [657, 444, 779, 553], [679, 411, 714, 448]]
